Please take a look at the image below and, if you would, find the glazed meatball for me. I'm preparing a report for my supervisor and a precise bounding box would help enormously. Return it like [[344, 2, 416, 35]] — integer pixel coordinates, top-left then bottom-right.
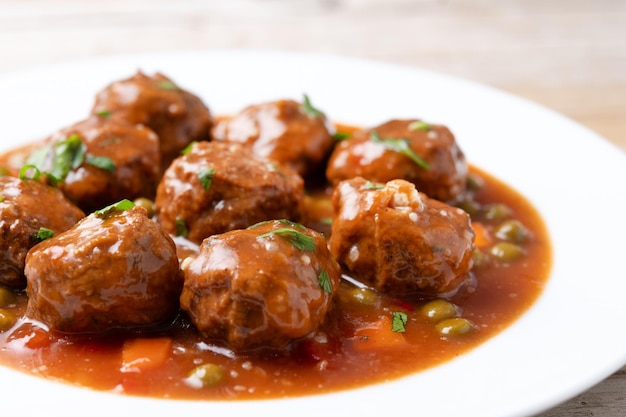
[[0, 176, 84, 288], [212, 98, 335, 179], [329, 177, 475, 297], [155, 141, 305, 244], [91, 71, 213, 170], [180, 220, 341, 351], [29, 116, 160, 212], [326, 119, 468, 203], [25, 205, 181, 333]]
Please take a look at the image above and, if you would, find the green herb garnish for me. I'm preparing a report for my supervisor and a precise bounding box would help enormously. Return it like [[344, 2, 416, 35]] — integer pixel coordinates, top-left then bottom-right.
[[333, 131, 350, 141], [256, 227, 316, 252], [49, 134, 85, 183], [363, 181, 384, 190], [370, 131, 430, 170], [94, 199, 135, 218], [18, 164, 42, 181], [175, 218, 189, 238], [96, 109, 112, 118], [35, 227, 54, 242], [408, 120, 432, 132], [198, 167, 215, 191], [301, 94, 324, 118], [318, 269, 333, 294], [156, 80, 179, 91], [181, 141, 197, 155], [391, 311, 408, 333], [85, 155, 115, 172]]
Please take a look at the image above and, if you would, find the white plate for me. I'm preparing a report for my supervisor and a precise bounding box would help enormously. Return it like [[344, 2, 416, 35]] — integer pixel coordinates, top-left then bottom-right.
[[1, 50, 625, 417]]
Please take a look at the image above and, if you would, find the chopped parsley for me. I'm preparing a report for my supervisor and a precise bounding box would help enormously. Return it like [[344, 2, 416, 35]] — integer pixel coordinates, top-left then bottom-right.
[[18, 164, 42, 181], [370, 131, 430, 170], [85, 155, 115, 172], [94, 199, 135, 218], [23, 134, 116, 186], [96, 109, 112, 118], [318, 269, 333, 294], [35, 227, 54, 242], [181, 141, 197, 155], [363, 181, 384, 190], [300, 94, 324, 118], [333, 131, 351, 141], [156, 80, 179, 91], [198, 168, 215, 191], [408, 120, 432, 132], [256, 225, 316, 252], [391, 311, 408, 333]]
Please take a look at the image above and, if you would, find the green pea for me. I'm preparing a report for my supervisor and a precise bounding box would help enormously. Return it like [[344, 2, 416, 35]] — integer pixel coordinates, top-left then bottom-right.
[[466, 174, 484, 191], [187, 363, 226, 388], [494, 220, 529, 243], [421, 299, 459, 322], [350, 287, 379, 305], [133, 197, 155, 218], [435, 317, 474, 336], [0, 309, 17, 332], [456, 200, 482, 216], [490, 242, 524, 261], [483, 203, 512, 221], [471, 249, 489, 269], [0, 287, 16, 307]]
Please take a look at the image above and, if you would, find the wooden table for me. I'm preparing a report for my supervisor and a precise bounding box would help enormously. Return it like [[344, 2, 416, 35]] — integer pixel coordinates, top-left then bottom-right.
[[0, 1, 624, 416]]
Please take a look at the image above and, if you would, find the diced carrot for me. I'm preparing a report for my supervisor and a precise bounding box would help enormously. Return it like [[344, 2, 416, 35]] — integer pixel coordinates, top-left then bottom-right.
[[352, 316, 407, 352], [471, 221, 492, 249], [121, 337, 172, 372]]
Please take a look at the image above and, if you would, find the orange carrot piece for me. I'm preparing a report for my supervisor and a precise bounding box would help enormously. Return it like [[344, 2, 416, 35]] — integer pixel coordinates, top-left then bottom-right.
[[352, 316, 407, 351], [121, 337, 172, 372], [472, 222, 492, 249]]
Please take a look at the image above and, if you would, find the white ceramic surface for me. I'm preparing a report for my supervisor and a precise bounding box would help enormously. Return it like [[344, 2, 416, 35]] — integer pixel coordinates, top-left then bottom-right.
[[0, 50, 625, 417]]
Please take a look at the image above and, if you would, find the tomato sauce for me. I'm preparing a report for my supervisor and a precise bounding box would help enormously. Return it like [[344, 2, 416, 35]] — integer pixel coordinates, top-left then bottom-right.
[[0, 162, 551, 400]]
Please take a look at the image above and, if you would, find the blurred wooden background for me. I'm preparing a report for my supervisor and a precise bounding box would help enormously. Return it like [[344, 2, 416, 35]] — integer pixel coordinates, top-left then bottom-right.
[[0, 1, 624, 416]]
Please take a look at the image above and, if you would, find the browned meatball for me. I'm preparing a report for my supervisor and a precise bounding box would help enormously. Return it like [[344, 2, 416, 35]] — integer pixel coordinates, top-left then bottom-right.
[[212, 98, 335, 179], [180, 220, 340, 351], [0, 176, 84, 288], [91, 71, 213, 170], [155, 141, 305, 244], [326, 119, 468, 203], [329, 177, 475, 297], [29, 116, 160, 212], [25, 204, 181, 333]]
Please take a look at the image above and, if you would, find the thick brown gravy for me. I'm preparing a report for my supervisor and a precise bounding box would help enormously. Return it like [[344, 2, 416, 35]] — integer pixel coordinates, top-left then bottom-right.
[[0, 157, 551, 400]]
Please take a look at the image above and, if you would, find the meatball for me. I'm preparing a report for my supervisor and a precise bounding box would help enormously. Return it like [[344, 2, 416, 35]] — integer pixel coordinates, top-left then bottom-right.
[[29, 116, 160, 212], [180, 219, 341, 351], [212, 98, 335, 179], [155, 141, 305, 244], [25, 204, 181, 333], [0, 176, 84, 288], [326, 119, 468, 203], [329, 177, 475, 297], [91, 71, 213, 170]]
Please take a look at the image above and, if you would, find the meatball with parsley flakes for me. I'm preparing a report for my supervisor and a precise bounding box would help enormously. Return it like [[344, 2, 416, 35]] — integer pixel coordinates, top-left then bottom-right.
[[0, 176, 84, 288], [25, 201, 181, 333], [212, 96, 335, 180], [91, 71, 213, 171], [326, 119, 468, 203], [24, 116, 161, 213], [155, 141, 305, 244], [329, 177, 475, 298], [180, 219, 340, 351]]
